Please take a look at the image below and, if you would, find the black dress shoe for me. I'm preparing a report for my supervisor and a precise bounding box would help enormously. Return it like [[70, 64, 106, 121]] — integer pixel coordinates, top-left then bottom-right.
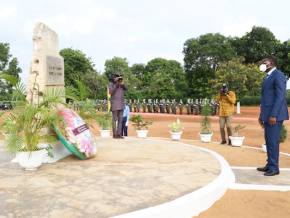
[[257, 167, 269, 172], [264, 169, 279, 176], [220, 141, 227, 144], [228, 140, 232, 146]]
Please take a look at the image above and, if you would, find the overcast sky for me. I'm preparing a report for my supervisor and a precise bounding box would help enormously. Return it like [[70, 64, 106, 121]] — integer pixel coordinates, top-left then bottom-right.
[[1, 0, 290, 88]]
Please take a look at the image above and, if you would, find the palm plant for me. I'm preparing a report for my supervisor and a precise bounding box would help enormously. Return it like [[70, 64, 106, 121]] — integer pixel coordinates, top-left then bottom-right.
[[0, 74, 76, 156]]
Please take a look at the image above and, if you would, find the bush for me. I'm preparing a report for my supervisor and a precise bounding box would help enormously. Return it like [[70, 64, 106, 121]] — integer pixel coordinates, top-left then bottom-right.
[[240, 96, 261, 106]]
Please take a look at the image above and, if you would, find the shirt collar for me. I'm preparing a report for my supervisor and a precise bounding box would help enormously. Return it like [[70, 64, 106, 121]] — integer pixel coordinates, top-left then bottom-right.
[[267, 67, 276, 76]]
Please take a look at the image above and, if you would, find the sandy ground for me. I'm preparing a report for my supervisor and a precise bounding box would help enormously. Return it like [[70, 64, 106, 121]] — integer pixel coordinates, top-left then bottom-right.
[[1, 106, 290, 217]]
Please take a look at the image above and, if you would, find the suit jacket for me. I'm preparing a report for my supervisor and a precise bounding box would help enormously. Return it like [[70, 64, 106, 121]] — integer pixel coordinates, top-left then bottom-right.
[[260, 69, 289, 122], [108, 82, 129, 111]]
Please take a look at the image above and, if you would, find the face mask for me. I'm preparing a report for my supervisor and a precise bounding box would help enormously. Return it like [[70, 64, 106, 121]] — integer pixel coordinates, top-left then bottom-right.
[[259, 64, 267, 72]]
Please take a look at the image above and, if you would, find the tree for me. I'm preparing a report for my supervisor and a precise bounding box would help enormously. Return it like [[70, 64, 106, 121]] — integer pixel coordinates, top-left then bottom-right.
[[131, 63, 146, 81], [210, 58, 264, 100], [276, 41, 290, 79], [141, 58, 187, 99], [0, 43, 22, 100], [60, 48, 95, 88], [232, 26, 280, 64], [81, 70, 108, 100], [183, 33, 235, 98], [148, 72, 175, 99]]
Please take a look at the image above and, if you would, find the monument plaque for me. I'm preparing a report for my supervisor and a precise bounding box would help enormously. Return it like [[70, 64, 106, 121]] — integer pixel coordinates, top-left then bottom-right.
[[46, 56, 64, 85]]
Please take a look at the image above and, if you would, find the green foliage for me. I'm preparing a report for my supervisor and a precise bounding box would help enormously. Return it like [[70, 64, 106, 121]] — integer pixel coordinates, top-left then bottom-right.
[[211, 57, 264, 100], [232, 26, 280, 64], [96, 113, 112, 130], [81, 70, 108, 99], [0, 74, 75, 156], [240, 96, 261, 106], [200, 102, 212, 134], [60, 48, 95, 90], [129, 114, 153, 130], [0, 43, 22, 100], [230, 124, 246, 137], [168, 119, 184, 132], [148, 72, 175, 99], [183, 33, 235, 98], [280, 124, 287, 143]]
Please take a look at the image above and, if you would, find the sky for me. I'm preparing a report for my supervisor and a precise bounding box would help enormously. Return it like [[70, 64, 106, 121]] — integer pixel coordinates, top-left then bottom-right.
[[1, 0, 290, 88]]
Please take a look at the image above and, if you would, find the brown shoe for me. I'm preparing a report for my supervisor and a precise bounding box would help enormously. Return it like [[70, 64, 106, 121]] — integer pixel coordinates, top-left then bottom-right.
[[113, 135, 119, 139], [118, 135, 125, 139]]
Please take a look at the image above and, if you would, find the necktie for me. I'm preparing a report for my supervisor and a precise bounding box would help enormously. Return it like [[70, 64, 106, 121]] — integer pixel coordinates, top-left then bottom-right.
[[265, 74, 269, 80]]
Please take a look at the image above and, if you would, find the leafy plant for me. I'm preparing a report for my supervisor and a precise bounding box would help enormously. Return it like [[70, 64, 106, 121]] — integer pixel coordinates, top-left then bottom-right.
[[280, 124, 287, 143], [129, 114, 153, 130], [169, 119, 184, 132], [230, 124, 246, 137], [96, 113, 112, 130], [261, 124, 287, 143], [200, 102, 212, 134], [0, 74, 76, 157]]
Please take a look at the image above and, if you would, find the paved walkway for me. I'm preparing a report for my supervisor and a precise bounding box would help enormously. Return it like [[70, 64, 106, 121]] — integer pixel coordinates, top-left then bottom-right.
[[0, 138, 222, 218], [1, 137, 290, 218]]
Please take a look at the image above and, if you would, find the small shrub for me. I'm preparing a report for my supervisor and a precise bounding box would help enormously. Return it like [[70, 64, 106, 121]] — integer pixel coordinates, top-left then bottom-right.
[[169, 119, 184, 132]]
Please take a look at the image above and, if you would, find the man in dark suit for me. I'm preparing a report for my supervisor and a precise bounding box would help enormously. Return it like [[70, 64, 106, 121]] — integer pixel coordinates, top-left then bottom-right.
[[257, 55, 289, 176], [108, 71, 129, 139]]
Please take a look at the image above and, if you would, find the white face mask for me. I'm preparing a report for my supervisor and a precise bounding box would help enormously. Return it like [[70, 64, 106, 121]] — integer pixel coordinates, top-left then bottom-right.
[[259, 64, 267, 72]]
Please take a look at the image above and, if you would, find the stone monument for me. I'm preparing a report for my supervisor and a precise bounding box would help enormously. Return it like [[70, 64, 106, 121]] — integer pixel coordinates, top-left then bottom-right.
[[26, 22, 64, 104]]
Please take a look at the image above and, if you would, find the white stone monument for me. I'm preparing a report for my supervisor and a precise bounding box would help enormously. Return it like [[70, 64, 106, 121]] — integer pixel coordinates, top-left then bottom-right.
[[26, 22, 64, 104], [25, 22, 70, 162]]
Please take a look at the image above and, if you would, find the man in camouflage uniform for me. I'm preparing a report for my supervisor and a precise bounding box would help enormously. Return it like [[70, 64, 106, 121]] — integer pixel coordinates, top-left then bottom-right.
[[147, 99, 153, 113], [142, 99, 146, 113], [166, 99, 171, 114], [133, 99, 137, 112], [179, 99, 183, 115], [210, 99, 216, 116], [190, 99, 194, 114], [154, 99, 159, 113], [136, 99, 140, 112], [171, 99, 177, 114], [194, 99, 199, 115], [186, 99, 191, 115], [159, 99, 165, 113], [128, 99, 132, 112]]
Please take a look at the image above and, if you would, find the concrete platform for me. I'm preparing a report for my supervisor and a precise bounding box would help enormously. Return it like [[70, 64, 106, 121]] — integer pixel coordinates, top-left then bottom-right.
[[0, 138, 233, 218]]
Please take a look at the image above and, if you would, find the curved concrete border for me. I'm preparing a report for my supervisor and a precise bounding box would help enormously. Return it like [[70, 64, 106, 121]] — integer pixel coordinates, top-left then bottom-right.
[[113, 138, 235, 218]]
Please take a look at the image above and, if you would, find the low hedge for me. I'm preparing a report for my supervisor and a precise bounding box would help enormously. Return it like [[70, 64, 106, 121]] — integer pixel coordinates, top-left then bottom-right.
[[239, 96, 290, 106]]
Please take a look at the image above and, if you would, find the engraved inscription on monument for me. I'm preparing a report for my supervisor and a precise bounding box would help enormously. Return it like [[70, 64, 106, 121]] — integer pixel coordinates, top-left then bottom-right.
[[46, 55, 64, 85]]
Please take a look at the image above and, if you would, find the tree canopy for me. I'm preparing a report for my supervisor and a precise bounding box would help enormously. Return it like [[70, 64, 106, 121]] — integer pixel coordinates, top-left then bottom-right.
[[0, 43, 22, 100]]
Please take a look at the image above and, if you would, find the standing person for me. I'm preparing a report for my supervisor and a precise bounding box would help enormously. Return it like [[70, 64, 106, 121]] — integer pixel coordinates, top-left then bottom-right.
[[121, 100, 130, 137], [108, 71, 129, 139], [257, 55, 289, 176], [215, 83, 236, 145]]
